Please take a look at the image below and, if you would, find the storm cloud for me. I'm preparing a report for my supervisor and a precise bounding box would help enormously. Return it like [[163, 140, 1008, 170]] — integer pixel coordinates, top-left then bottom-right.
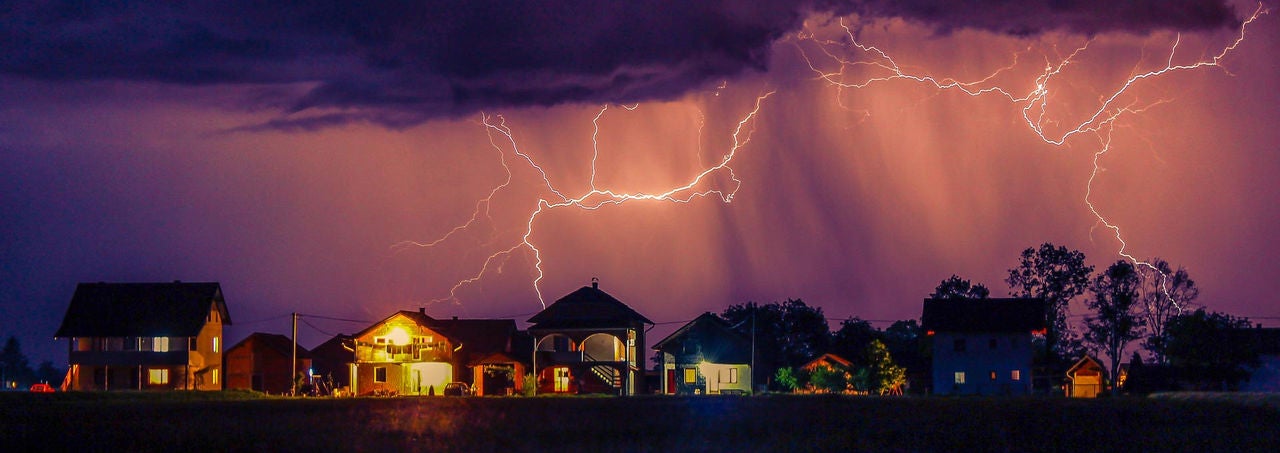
[[0, 1, 1241, 128]]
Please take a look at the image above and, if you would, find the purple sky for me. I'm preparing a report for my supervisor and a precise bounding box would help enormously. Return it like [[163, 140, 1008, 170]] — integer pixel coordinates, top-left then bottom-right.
[[2, 1, 1277, 365]]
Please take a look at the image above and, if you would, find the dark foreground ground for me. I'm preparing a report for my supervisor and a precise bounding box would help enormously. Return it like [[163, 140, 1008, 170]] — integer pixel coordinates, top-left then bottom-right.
[[2, 392, 1278, 452]]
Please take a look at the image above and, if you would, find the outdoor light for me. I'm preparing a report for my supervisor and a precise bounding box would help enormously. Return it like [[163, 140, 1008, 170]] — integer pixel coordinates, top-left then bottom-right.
[[386, 326, 411, 346]]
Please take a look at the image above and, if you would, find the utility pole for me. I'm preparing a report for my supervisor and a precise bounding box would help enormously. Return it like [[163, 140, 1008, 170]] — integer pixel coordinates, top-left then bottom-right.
[[750, 307, 756, 394], [291, 312, 298, 396]]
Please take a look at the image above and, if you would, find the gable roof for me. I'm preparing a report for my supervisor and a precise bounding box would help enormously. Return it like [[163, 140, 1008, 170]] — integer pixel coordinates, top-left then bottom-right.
[[1065, 355, 1105, 377], [527, 284, 653, 329], [803, 353, 854, 371], [353, 310, 517, 357], [652, 312, 748, 351], [55, 282, 231, 338], [230, 332, 310, 359], [920, 297, 1046, 333]]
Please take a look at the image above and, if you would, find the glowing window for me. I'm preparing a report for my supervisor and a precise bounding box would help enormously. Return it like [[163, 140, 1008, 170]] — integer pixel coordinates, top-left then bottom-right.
[[212, 337, 220, 353], [554, 367, 570, 392], [684, 368, 697, 384], [148, 369, 170, 385], [212, 369, 219, 385], [1011, 370, 1021, 381], [954, 372, 966, 385], [154, 337, 169, 352], [989, 370, 997, 381], [374, 367, 387, 383]]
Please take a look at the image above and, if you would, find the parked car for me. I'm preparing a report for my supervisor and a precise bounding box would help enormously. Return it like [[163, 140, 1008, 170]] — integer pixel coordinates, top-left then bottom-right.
[[29, 383, 56, 393], [443, 382, 471, 396]]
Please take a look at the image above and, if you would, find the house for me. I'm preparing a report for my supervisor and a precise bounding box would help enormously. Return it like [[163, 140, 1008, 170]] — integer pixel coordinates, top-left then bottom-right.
[[224, 332, 311, 394], [1064, 355, 1106, 398], [54, 282, 231, 391], [921, 297, 1045, 395], [653, 312, 752, 395], [528, 280, 652, 395], [309, 334, 354, 391], [349, 309, 523, 396], [802, 353, 856, 394]]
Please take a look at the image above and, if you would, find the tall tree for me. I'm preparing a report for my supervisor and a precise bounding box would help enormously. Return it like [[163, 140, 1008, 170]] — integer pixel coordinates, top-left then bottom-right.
[[1136, 258, 1199, 364], [931, 275, 990, 299], [0, 336, 35, 387], [1083, 260, 1146, 386], [882, 320, 929, 383], [862, 339, 907, 395], [1006, 243, 1094, 361], [830, 317, 881, 367], [1164, 309, 1259, 390], [723, 299, 830, 388]]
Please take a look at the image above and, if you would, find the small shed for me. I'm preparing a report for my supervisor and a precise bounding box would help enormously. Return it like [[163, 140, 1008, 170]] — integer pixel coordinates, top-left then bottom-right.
[[1065, 355, 1106, 398]]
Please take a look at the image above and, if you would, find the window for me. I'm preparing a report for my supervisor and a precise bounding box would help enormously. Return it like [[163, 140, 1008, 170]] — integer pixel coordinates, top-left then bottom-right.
[[1011, 370, 1021, 381], [212, 336, 220, 353], [954, 372, 966, 385], [554, 367, 570, 392], [989, 370, 997, 381], [684, 368, 697, 384], [153, 337, 169, 352], [374, 367, 387, 383], [989, 338, 998, 350], [953, 339, 966, 352], [148, 368, 170, 385], [721, 368, 738, 384], [212, 369, 219, 385]]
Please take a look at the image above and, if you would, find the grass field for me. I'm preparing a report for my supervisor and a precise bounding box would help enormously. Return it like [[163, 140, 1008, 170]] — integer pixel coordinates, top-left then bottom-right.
[[3, 392, 1278, 452]]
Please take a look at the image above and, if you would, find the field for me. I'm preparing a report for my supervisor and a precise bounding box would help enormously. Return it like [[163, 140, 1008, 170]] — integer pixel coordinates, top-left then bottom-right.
[[3, 392, 1279, 452]]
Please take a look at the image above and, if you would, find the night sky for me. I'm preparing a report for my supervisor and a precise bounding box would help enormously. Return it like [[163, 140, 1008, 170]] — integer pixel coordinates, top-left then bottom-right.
[[2, 1, 1277, 366]]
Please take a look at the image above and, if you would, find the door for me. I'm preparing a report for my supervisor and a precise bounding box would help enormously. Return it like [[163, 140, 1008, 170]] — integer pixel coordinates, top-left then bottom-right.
[[666, 369, 676, 394]]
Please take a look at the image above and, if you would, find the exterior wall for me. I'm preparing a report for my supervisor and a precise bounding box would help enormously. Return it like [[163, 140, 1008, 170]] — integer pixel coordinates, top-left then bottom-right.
[[532, 326, 644, 395], [931, 332, 1034, 395], [190, 306, 225, 390], [471, 363, 525, 396], [224, 339, 311, 394], [66, 336, 195, 391], [67, 363, 192, 391], [352, 314, 455, 396]]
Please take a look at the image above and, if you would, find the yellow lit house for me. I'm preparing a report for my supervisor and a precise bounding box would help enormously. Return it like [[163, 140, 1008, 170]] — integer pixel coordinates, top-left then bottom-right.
[[54, 282, 230, 391], [349, 309, 524, 396], [653, 312, 752, 395]]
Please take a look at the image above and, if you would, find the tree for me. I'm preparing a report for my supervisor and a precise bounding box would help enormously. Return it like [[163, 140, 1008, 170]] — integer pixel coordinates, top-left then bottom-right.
[[808, 365, 850, 394], [0, 336, 35, 388], [862, 339, 907, 395], [1006, 243, 1094, 361], [723, 299, 830, 389], [1164, 309, 1259, 390], [1136, 258, 1199, 364], [830, 317, 881, 368], [774, 367, 803, 392], [882, 320, 929, 390], [1083, 260, 1146, 387], [35, 361, 64, 386], [930, 275, 990, 299]]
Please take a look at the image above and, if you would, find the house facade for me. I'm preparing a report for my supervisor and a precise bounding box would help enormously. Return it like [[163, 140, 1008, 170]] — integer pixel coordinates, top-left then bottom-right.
[[528, 280, 652, 395], [55, 282, 231, 391], [309, 334, 354, 392], [921, 297, 1045, 396], [349, 309, 523, 396], [653, 312, 752, 395], [1064, 355, 1106, 398], [224, 332, 311, 394]]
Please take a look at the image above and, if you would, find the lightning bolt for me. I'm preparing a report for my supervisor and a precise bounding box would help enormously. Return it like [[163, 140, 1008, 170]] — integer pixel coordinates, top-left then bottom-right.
[[794, 4, 1269, 312], [407, 4, 1267, 313]]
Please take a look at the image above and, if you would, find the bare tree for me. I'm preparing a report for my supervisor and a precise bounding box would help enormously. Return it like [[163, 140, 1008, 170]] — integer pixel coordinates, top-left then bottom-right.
[[1084, 260, 1146, 387], [1136, 258, 1199, 364]]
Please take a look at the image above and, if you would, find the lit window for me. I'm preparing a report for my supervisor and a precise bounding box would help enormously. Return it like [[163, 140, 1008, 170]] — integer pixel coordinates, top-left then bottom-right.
[[684, 368, 697, 384], [212, 337, 220, 353], [723, 368, 738, 384], [954, 372, 966, 385], [953, 339, 966, 352], [554, 367, 570, 392], [148, 369, 170, 385], [212, 369, 219, 385], [1011, 370, 1021, 381], [154, 337, 169, 352], [374, 367, 387, 383], [989, 370, 997, 381]]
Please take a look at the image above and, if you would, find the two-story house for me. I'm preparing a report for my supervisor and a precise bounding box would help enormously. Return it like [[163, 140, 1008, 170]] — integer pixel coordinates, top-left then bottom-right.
[[653, 312, 752, 395], [54, 282, 231, 391], [921, 297, 1045, 395], [528, 280, 652, 395]]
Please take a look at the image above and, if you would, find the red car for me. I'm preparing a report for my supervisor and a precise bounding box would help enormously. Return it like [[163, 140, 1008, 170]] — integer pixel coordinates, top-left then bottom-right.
[[29, 383, 56, 393]]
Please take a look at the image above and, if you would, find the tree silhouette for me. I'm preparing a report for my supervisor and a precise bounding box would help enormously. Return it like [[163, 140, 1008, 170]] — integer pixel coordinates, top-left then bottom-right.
[[1164, 309, 1259, 390], [1136, 258, 1199, 364], [722, 299, 829, 389], [931, 275, 990, 299], [1084, 260, 1145, 387], [1006, 243, 1093, 362]]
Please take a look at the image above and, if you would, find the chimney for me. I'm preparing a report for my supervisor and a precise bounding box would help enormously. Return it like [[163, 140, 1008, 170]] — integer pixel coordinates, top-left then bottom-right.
[[591, 277, 599, 289]]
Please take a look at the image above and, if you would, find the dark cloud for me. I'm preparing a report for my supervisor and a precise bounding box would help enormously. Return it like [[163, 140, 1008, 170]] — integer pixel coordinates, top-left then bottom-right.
[[0, 1, 1239, 128]]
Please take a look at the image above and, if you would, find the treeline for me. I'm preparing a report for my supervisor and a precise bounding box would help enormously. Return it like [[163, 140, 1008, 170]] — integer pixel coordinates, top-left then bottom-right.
[[0, 336, 64, 390]]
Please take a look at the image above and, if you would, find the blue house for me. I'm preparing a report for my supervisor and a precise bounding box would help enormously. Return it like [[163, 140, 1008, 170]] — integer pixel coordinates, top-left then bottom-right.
[[921, 297, 1045, 395]]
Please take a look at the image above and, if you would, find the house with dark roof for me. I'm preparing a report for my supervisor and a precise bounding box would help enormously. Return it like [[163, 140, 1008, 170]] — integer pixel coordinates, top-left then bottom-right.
[[653, 312, 752, 395], [309, 334, 354, 392], [224, 332, 310, 394], [349, 309, 524, 396], [528, 280, 653, 395], [54, 282, 231, 391], [921, 297, 1045, 395]]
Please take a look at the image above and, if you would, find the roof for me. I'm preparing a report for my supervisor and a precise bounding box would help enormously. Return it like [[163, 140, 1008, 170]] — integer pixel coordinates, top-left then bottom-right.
[[920, 298, 1046, 333], [803, 353, 854, 371], [354, 310, 517, 356], [55, 282, 231, 338], [652, 312, 748, 351], [1065, 355, 1105, 377], [229, 332, 310, 359], [527, 284, 653, 329]]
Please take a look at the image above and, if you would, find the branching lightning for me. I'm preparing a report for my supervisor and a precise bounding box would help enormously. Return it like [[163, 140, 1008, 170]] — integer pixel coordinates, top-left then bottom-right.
[[404, 4, 1267, 313]]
